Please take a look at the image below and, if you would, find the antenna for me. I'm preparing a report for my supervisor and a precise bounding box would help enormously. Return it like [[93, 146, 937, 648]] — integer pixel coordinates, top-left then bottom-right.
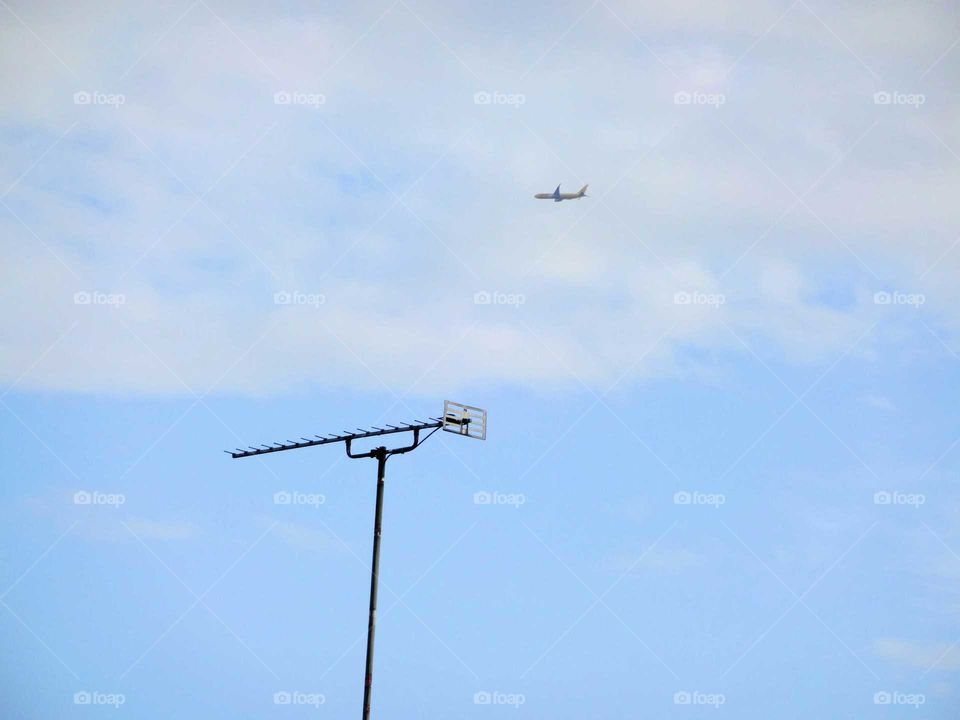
[[225, 418, 447, 459], [226, 400, 486, 720]]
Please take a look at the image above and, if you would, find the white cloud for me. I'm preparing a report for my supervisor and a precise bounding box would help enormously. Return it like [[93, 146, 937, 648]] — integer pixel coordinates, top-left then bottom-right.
[[123, 517, 196, 541], [862, 394, 894, 410], [874, 638, 960, 672], [1, 0, 957, 397], [269, 519, 340, 554], [609, 543, 707, 575]]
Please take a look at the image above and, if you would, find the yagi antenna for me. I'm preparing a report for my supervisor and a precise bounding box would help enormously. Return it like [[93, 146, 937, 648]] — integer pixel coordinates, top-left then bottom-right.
[[225, 400, 486, 720]]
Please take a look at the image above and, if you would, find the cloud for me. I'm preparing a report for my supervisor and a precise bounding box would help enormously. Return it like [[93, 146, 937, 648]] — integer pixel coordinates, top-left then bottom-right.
[[874, 638, 960, 672], [862, 394, 894, 410], [123, 517, 196, 541], [609, 543, 707, 575], [1, 1, 958, 397], [268, 519, 340, 554], [73, 514, 197, 543], [25, 490, 197, 541]]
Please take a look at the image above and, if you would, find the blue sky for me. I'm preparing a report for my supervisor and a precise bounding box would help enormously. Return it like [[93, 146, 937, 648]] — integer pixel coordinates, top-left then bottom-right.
[[1, 0, 960, 717]]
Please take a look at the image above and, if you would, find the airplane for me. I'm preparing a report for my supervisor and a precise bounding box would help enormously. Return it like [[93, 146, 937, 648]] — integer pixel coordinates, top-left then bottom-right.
[[534, 184, 589, 202]]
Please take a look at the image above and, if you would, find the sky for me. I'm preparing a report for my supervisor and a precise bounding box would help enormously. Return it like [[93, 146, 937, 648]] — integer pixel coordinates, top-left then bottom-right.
[[1, 0, 959, 717]]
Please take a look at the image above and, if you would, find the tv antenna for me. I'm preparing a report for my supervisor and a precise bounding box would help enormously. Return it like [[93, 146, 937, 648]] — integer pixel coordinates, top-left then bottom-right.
[[226, 400, 486, 720]]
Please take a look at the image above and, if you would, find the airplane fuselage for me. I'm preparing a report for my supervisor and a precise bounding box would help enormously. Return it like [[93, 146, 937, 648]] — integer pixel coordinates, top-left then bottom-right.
[[534, 184, 589, 202], [534, 192, 583, 201]]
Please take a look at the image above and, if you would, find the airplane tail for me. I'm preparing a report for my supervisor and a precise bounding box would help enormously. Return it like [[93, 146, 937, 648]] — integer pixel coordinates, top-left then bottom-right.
[[578, 184, 589, 197]]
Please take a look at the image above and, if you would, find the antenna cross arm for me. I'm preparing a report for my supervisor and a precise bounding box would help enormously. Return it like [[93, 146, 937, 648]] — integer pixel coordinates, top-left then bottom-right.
[[344, 426, 437, 459]]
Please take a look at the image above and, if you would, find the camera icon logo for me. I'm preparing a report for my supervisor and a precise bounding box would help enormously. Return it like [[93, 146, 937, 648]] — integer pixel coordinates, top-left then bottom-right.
[[674, 91, 692, 105], [274, 91, 292, 105], [274, 491, 292, 505], [473, 291, 491, 305], [474, 691, 492, 704], [473, 91, 492, 105]]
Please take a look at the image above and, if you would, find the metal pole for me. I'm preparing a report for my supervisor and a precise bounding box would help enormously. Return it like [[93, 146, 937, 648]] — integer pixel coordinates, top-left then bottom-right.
[[362, 447, 387, 720]]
